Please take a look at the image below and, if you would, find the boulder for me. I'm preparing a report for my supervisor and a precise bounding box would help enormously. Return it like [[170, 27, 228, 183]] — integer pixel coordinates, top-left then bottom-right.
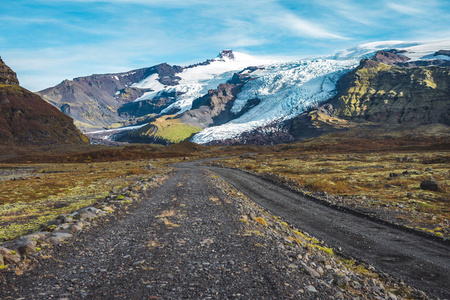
[[333, 272, 349, 287], [47, 232, 73, 244], [16, 240, 37, 257], [300, 262, 321, 278], [23, 232, 47, 242], [79, 207, 102, 214], [79, 211, 97, 221], [0, 247, 21, 264], [420, 177, 441, 191], [70, 225, 82, 234]]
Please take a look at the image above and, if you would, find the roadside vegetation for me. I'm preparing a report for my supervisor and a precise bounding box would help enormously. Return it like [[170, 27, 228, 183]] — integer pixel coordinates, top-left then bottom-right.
[[216, 150, 449, 238], [0, 159, 174, 242]]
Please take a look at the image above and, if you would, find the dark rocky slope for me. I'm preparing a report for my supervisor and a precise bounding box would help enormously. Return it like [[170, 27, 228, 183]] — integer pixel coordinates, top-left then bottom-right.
[[37, 63, 183, 130], [180, 68, 261, 128], [0, 57, 89, 146]]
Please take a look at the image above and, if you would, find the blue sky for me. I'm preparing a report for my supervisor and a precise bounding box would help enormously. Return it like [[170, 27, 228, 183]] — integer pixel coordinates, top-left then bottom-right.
[[1, 0, 449, 91]]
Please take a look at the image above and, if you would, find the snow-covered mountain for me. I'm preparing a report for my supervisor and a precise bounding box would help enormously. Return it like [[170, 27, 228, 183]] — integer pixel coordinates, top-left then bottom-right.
[[39, 40, 450, 145], [131, 51, 277, 114]]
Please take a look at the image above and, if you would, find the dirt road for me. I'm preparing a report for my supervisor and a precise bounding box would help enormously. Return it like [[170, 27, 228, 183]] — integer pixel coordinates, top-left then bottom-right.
[[206, 165, 450, 298]]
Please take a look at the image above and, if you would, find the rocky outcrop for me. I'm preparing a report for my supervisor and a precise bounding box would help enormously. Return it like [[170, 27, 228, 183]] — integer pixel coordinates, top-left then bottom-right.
[[372, 50, 410, 65], [0, 57, 19, 85], [219, 49, 235, 60], [179, 83, 241, 128], [434, 50, 450, 58], [118, 90, 185, 118], [0, 58, 89, 146], [331, 59, 450, 125]]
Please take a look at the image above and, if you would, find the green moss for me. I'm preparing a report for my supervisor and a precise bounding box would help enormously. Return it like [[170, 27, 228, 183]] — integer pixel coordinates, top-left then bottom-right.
[[307, 243, 334, 255], [129, 115, 201, 143], [293, 230, 311, 241]]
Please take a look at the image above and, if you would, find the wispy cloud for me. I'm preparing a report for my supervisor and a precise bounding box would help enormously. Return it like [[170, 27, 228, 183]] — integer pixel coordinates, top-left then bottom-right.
[[271, 13, 347, 40], [0, 16, 61, 25], [2, 0, 450, 91], [387, 3, 424, 15]]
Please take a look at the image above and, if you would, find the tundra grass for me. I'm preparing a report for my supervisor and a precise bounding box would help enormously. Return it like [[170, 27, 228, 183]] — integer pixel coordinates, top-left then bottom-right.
[[217, 151, 450, 238], [0, 160, 171, 242], [131, 115, 202, 143]]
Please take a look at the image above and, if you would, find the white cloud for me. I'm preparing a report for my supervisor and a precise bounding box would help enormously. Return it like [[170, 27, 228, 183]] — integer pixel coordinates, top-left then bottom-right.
[[0, 16, 61, 25], [387, 3, 422, 15], [275, 13, 347, 40]]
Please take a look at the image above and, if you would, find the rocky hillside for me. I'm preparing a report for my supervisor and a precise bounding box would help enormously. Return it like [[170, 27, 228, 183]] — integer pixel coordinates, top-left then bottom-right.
[[333, 59, 449, 123], [0, 57, 89, 146], [0, 58, 19, 85], [37, 63, 183, 130], [288, 58, 450, 140]]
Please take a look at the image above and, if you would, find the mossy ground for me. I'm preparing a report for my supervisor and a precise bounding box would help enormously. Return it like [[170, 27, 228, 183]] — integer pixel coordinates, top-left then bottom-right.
[[1, 137, 448, 241], [0, 159, 173, 242]]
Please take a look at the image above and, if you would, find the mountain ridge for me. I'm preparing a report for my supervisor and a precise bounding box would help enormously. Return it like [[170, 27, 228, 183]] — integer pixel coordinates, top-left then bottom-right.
[[37, 41, 450, 145]]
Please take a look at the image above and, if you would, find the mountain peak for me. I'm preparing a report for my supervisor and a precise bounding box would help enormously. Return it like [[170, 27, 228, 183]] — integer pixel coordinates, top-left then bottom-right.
[[218, 50, 235, 61]]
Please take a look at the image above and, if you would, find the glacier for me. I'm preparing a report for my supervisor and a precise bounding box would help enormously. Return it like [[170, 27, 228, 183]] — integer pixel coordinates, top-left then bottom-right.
[[131, 52, 277, 114], [191, 58, 359, 143]]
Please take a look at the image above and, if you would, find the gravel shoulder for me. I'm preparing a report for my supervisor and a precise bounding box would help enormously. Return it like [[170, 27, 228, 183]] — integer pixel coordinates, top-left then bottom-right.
[[0, 162, 442, 299]]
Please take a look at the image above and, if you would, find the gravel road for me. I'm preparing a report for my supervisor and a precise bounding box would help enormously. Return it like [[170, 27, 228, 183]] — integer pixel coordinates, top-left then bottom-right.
[[206, 166, 450, 299], [1, 166, 346, 299]]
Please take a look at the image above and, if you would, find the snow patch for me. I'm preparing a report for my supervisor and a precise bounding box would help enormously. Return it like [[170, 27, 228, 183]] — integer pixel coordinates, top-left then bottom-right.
[[132, 73, 166, 101], [331, 39, 450, 61]]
